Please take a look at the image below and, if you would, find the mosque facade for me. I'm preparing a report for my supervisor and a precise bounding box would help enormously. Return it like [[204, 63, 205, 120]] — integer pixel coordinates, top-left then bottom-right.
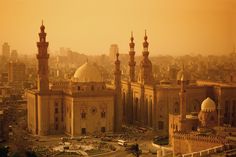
[[27, 24, 122, 136], [121, 31, 236, 135]]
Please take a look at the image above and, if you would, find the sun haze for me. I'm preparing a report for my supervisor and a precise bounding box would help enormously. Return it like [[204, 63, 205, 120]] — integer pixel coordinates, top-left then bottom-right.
[[0, 0, 235, 56]]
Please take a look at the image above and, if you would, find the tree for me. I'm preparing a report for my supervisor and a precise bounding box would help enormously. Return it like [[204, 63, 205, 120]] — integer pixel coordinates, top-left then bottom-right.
[[0, 146, 9, 157]]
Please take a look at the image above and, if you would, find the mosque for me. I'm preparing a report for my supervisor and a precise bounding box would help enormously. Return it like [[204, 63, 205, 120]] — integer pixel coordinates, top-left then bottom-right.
[[27, 23, 122, 136], [27, 23, 236, 137], [121, 35, 236, 135]]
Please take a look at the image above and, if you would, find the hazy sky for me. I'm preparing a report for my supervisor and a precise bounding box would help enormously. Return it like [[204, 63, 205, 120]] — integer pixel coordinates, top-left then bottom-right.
[[0, 0, 235, 56]]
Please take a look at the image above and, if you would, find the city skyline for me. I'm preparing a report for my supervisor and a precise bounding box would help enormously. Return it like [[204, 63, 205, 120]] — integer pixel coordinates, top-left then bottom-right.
[[0, 0, 236, 56]]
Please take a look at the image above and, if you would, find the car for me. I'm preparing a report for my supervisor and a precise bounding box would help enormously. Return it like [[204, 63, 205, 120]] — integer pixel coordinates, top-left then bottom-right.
[[117, 139, 127, 147]]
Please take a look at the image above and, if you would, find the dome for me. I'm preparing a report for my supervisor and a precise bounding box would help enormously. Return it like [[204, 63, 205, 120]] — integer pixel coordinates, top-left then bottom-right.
[[201, 97, 216, 112], [73, 61, 103, 82]]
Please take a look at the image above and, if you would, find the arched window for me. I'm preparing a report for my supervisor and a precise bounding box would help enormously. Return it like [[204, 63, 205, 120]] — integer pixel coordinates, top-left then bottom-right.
[[101, 111, 106, 118], [191, 100, 200, 112], [81, 111, 86, 119], [174, 102, 179, 114]]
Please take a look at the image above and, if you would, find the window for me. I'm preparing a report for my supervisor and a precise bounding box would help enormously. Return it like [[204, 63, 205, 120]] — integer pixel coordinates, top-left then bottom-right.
[[174, 102, 179, 114], [101, 127, 106, 133], [158, 121, 164, 130], [55, 108, 58, 114], [101, 111, 106, 118], [81, 112, 86, 119], [81, 128, 86, 134], [78, 86, 81, 90], [224, 101, 229, 118], [61, 104, 64, 122], [91, 85, 94, 91], [55, 117, 58, 122]]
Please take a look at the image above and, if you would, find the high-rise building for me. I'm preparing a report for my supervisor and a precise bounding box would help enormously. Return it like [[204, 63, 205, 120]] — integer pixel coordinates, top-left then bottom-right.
[[2, 42, 10, 59], [109, 44, 119, 59], [10, 50, 18, 61], [8, 61, 26, 83]]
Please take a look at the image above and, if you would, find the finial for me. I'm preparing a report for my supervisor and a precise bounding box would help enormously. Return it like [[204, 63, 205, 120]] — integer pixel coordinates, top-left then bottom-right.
[[143, 30, 149, 48], [129, 31, 135, 49], [116, 52, 119, 61], [40, 20, 45, 31], [130, 31, 134, 42], [144, 30, 148, 41]]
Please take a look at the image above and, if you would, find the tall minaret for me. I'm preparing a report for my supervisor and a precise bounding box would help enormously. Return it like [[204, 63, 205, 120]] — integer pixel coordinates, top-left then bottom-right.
[[179, 74, 187, 121], [128, 32, 136, 82], [138, 30, 153, 84], [37, 21, 49, 93], [114, 52, 122, 132]]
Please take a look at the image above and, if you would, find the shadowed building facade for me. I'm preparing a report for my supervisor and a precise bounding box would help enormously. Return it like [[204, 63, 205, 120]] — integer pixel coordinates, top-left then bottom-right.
[[121, 32, 236, 135]]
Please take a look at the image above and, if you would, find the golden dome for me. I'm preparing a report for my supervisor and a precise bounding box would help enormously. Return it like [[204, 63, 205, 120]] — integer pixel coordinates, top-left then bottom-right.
[[73, 61, 103, 82], [201, 97, 216, 112]]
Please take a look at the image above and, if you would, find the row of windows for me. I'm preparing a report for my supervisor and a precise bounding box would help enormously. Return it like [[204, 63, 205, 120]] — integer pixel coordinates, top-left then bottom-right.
[[55, 102, 64, 122], [81, 112, 106, 119]]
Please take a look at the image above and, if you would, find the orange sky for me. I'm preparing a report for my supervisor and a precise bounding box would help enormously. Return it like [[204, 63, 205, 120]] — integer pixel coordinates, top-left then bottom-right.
[[0, 0, 235, 56]]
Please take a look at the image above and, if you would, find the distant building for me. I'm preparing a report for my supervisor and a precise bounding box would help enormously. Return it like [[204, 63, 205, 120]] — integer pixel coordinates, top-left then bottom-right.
[[0, 72, 8, 83], [10, 50, 18, 61], [2, 42, 10, 59], [8, 61, 26, 83], [109, 44, 119, 59]]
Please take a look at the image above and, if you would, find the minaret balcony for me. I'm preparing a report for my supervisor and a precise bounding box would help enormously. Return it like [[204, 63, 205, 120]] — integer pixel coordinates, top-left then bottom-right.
[[37, 53, 49, 59]]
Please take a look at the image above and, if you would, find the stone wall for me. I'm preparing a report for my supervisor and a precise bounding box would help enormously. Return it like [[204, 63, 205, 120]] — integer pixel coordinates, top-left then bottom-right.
[[173, 132, 227, 155]]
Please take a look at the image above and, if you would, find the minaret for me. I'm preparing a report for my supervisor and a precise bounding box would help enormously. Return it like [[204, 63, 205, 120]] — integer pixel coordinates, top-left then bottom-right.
[[36, 21, 50, 136], [128, 32, 136, 82], [114, 52, 122, 132], [138, 30, 153, 84], [179, 74, 187, 121], [37, 21, 49, 93]]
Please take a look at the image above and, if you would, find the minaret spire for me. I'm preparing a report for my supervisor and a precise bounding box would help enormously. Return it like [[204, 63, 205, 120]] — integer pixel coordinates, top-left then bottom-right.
[[128, 31, 136, 82], [138, 30, 153, 84], [37, 21, 49, 93]]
